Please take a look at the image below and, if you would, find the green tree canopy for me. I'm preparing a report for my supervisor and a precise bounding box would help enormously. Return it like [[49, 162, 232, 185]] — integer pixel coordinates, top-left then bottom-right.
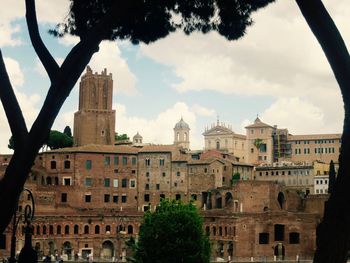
[[63, 125, 72, 138], [52, 0, 274, 44], [130, 199, 210, 263], [115, 133, 129, 141], [46, 130, 73, 150]]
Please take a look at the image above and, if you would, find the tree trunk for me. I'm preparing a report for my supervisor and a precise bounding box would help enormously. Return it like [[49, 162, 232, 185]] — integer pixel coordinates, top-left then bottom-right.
[[295, 0, 350, 262]]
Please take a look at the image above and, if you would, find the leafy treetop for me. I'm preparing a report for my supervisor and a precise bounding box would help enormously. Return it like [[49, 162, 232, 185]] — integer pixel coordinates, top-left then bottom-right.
[[52, 0, 275, 44], [130, 199, 210, 263]]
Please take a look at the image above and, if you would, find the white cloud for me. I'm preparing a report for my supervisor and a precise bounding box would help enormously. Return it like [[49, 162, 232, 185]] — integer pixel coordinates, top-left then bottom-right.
[[191, 104, 215, 117], [0, 57, 41, 153], [115, 102, 208, 150], [260, 97, 329, 135], [89, 42, 138, 96]]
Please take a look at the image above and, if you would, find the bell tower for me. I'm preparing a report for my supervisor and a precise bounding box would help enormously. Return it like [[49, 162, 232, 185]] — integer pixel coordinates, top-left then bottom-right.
[[73, 66, 116, 146], [174, 117, 190, 149]]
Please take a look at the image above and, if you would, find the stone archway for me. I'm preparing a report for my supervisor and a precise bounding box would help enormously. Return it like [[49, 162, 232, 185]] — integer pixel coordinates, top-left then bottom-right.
[[215, 192, 222, 209], [101, 240, 114, 259], [274, 243, 285, 260], [63, 241, 72, 260], [225, 192, 233, 207]]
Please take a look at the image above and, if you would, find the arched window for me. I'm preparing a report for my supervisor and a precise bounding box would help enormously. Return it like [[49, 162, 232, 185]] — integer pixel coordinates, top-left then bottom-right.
[[216, 141, 220, 150], [127, 225, 133, 234], [54, 177, 59, 185], [84, 225, 89, 234], [50, 161, 56, 169], [74, 225, 79, 234], [49, 225, 54, 235], [65, 225, 70, 235], [184, 132, 187, 141], [105, 225, 111, 233], [213, 226, 217, 236], [36, 225, 40, 235], [43, 225, 47, 235], [57, 225, 61, 235], [95, 225, 100, 234]]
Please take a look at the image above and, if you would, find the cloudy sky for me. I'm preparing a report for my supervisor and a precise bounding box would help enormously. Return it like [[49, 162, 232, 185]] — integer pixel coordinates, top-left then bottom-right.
[[0, 0, 348, 153]]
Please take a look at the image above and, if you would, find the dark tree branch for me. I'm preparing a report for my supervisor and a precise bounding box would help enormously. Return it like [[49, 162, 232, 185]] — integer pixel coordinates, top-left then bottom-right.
[[25, 0, 59, 82], [0, 49, 28, 145], [295, 1, 350, 262]]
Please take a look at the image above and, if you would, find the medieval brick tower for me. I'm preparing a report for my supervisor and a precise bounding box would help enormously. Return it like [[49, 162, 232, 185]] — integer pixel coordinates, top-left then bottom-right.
[[73, 66, 115, 146]]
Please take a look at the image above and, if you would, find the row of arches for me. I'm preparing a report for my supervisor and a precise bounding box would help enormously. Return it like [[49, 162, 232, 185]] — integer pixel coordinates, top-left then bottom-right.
[[31, 223, 136, 236], [205, 225, 236, 237], [202, 191, 233, 209]]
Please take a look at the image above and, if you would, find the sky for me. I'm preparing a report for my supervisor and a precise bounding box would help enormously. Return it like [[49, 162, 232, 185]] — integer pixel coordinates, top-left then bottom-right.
[[0, 0, 349, 154]]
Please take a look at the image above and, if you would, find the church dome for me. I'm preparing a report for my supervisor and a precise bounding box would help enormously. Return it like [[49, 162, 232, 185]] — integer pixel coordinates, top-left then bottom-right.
[[174, 117, 189, 129], [133, 132, 143, 140]]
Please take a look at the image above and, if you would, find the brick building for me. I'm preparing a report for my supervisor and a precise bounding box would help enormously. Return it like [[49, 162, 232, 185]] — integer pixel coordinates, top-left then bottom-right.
[[0, 66, 331, 261]]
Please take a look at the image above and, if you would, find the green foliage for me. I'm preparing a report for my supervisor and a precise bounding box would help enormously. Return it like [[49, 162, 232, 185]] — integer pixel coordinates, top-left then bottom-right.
[[129, 199, 210, 263], [328, 160, 336, 194], [47, 130, 73, 150], [230, 172, 241, 186], [253, 138, 263, 149], [115, 133, 129, 141], [63, 126, 72, 138], [51, 0, 275, 44]]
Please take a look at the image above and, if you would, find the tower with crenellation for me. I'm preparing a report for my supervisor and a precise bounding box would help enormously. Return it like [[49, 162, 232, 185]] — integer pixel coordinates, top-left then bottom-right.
[[73, 66, 115, 146]]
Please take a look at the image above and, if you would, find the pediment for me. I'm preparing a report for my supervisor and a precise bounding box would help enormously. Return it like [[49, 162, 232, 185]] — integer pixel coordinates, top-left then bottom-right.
[[203, 126, 235, 136]]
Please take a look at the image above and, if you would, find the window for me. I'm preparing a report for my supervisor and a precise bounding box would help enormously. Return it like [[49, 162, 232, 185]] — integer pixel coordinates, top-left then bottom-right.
[[113, 195, 119, 203], [104, 156, 110, 166], [0, 234, 6, 249], [145, 158, 151, 166], [251, 148, 254, 153], [61, 193, 67, 203], [162, 172, 166, 177], [204, 168, 208, 173], [128, 225, 133, 234], [86, 160, 92, 170], [122, 195, 127, 203], [144, 194, 150, 202], [113, 179, 118, 187], [191, 194, 197, 200], [114, 156, 119, 165], [74, 225, 79, 234], [289, 232, 300, 244], [132, 169, 136, 174], [104, 178, 110, 187], [95, 225, 100, 234], [43, 225, 47, 235], [156, 184, 160, 190], [65, 225, 69, 235], [85, 178, 92, 186], [85, 194, 91, 203], [122, 156, 127, 165], [57, 225, 61, 235], [122, 179, 127, 188], [114, 169, 119, 173], [274, 224, 285, 241], [145, 184, 149, 190], [175, 194, 181, 200], [177, 171, 181, 177], [105, 225, 111, 233], [146, 172, 150, 177], [50, 161, 56, 169], [174, 182, 178, 187], [130, 179, 136, 188], [160, 158, 165, 166], [63, 178, 71, 186], [259, 233, 269, 244], [64, 160, 70, 169], [132, 157, 137, 165], [49, 225, 54, 235], [84, 225, 89, 234], [104, 194, 110, 203], [160, 194, 165, 199]]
